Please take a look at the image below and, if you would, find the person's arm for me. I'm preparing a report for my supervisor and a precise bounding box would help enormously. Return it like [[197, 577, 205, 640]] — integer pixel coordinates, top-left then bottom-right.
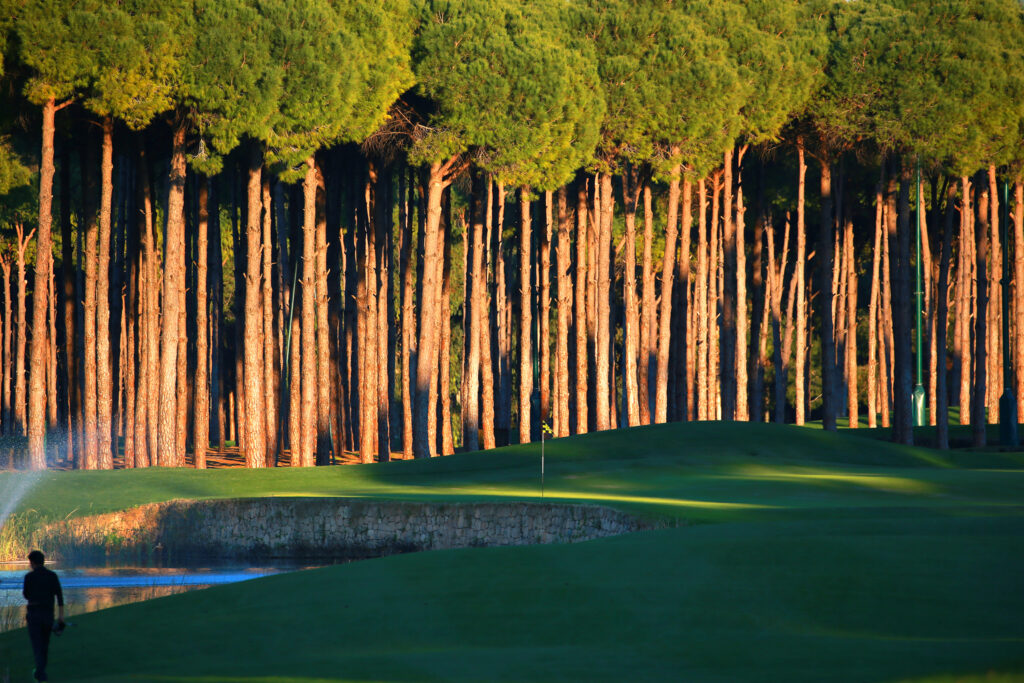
[[54, 574, 64, 623], [22, 574, 29, 602]]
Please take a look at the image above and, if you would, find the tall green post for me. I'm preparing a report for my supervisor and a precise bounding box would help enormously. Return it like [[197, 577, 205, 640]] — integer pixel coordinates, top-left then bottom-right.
[[913, 161, 926, 426], [999, 180, 1019, 446]]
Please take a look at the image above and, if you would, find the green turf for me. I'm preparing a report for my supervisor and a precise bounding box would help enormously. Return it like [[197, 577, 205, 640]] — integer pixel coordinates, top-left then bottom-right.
[[1, 421, 1022, 682]]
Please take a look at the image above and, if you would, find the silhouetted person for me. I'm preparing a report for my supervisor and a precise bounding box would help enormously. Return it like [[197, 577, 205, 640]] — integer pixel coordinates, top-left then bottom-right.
[[23, 550, 64, 682]]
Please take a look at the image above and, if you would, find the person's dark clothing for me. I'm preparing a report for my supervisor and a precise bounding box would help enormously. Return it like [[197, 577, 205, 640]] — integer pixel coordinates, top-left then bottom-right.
[[23, 567, 63, 682], [23, 567, 63, 612], [25, 610, 54, 681]]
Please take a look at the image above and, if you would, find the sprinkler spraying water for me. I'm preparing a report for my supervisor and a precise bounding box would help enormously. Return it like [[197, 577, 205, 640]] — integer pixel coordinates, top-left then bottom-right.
[[0, 471, 43, 538]]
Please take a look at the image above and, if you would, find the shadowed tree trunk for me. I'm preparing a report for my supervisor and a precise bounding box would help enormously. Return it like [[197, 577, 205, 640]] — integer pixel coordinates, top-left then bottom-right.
[[15, 223, 33, 439], [936, 181, 956, 450], [891, 159, 914, 445], [1, 255, 11, 435], [818, 158, 837, 432], [973, 176, 989, 447], [518, 187, 533, 443], [263, 175, 278, 465]]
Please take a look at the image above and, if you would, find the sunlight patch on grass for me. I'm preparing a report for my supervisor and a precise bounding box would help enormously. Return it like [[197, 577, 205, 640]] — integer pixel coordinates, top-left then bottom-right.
[[451, 486, 779, 510], [733, 464, 941, 494]]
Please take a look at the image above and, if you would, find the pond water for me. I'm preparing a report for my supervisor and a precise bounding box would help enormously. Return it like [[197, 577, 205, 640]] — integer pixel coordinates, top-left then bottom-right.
[[0, 560, 330, 633]]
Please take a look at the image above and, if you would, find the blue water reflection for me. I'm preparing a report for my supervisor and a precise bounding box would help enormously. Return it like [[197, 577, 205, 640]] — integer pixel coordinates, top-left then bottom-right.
[[0, 560, 329, 632]]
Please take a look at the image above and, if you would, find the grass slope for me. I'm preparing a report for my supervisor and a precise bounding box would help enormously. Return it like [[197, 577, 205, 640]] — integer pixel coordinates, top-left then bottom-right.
[[1, 421, 1022, 682]]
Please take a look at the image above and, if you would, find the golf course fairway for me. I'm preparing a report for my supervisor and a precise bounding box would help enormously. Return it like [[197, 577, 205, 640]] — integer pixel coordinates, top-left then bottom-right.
[[0, 421, 1021, 682]]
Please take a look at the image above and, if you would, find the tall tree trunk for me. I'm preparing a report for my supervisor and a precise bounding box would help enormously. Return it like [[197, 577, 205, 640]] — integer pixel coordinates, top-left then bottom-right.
[[555, 185, 571, 437], [495, 183, 512, 445], [15, 224, 32, 439], [735, 146, 749, 421], [936, 181, 956, 449], [594, 174, 614, 430], [1014, 175, 1024, 422], [621, 167, 641, 427], [574, 177, 589, 434], [656, 165, 684, 424], [819, 158, 837, 431], [439, 211, 454, 456], [479, 178, 496, 449], [28, 98, 57, 468], [540, 190, 552, 428], [401, 167, 417, 457], [720, 149, 737, 421], [986, 165, 1000, 423], [845, 213, 858, 427], [192, 177, 209, 468], [299, 158, 319, 466], [377, 167, 393, 461], [973, 176, 989, 447], [96, 117, 114, 469], [921, 176, 935, 427], [157, 119, 188, 467], [958, 177, 973, 426], [518, 188, 534, 442], [1, 256, 11, 436], [317, 164, 333, 464], [463, 171, 484, 451], [868, 173, 884, 428], [710, 174, 723, 419], [262, 175, 278, 465], [696, 178, 710, 420], [891, 159, 914, 445], [58, 147, 75, 457], [413, 161, 451, 458], [769, 215, 791, 423], [639, 181, 655, 425], [795, 141, 808, 425], [81, 132, 98, 467], [242, 148, 267, 467]]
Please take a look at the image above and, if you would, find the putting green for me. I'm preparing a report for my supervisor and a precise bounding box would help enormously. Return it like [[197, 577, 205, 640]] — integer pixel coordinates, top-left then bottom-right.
[[0, 421, 1021, 682]]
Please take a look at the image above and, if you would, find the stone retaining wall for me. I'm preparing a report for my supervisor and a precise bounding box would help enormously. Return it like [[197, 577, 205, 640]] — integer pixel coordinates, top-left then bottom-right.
[[29, 498, 653, 563]]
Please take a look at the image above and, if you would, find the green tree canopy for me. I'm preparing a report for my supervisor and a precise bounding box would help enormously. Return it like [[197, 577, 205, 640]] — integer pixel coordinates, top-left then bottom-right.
[[411, 0, 603, 189]]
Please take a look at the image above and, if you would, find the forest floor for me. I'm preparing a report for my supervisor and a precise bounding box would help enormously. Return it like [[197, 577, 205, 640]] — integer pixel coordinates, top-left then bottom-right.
[[0, 421, 1022, 682]]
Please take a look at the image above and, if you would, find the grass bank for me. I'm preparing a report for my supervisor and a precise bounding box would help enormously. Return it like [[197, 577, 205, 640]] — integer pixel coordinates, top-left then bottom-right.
[[0, 421, 1021, 681]]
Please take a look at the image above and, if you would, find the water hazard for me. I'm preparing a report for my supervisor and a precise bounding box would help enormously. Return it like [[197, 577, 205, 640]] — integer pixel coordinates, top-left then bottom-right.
[[0, 560, 329, 633]]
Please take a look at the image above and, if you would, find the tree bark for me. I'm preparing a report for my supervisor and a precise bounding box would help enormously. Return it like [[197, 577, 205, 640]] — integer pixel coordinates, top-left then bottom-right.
[[819, 158, 837, 431], [495, 183, 512, 445], [1, 255, 11, 436], [317, 163, 333, 464], [891, 159, 914, 445], [242, 148, 267, 467], [479, 178, 496, 449], [96, 117, 114, 469], [555, 186, 571, 437], [518, 188, 534, 442], [15, 224, 32, 439], [973, 176, 989, 447], [463, 171, 484, 451], [795, 141, 808, 425], [413, 161, 450, 458], [401, 167, 417, 457], [299, 157, 319, 466], [986, 165, 1000, 423], [845, 213, 858, 427], [721, 149, 737, 421], [157, 119, 188, 467], [655, 167, 683, 424], [868, 173, 884, 428], [540, 190, 552, 429], [958, 177, 973, 426], [735, 147, 749, 421], [28, 98, 57, 469], [621, 167, 641, 427], [696, 178, 710, 420], [639, 181, 655, 425], [574, 177, 589, 434], [936, 181, 956, 450], [1014, 175, 1024, 422], [263, 174, 278, 465]]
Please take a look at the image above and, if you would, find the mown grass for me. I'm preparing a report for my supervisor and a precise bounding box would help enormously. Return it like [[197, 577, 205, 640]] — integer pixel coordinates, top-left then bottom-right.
[[0, 421, 1022, 682]]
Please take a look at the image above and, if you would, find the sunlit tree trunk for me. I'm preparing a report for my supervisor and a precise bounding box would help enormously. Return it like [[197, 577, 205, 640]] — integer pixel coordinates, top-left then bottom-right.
[[595, 174, 613, 430], [735, 146, 749, 421], [655, 164, 683, 424], [574, 177, 589, 434], [958, 177, 974, 426], [299, 158, 319, 466], [1014, 175, 1024, 421], [242, 149, 267, 467], [795, 141, 807, 425], [868, 175, 884, 428], [262, 175, 277, 466], [721, 150, 736, 421], [845, 214, 858, 427], [696, 178, 709, 421], [540, 190, 552, 429], [479, 179, 496, 449], [95, 117, 114, 469], [639, 182, 655, 425], [555, 186, 571, 437], [157, 119, 188, 467], [986, 165, 1000, 423], [621, 168, 641, 427]]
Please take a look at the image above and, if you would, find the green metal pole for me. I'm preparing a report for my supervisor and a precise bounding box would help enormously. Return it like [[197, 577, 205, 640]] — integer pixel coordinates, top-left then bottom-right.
[[999, 179, 1019, 446], [913, 160, 926, 426]]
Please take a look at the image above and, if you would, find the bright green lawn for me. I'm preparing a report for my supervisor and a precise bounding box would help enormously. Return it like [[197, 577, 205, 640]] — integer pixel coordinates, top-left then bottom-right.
[[1, 421, 1022, 682]]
